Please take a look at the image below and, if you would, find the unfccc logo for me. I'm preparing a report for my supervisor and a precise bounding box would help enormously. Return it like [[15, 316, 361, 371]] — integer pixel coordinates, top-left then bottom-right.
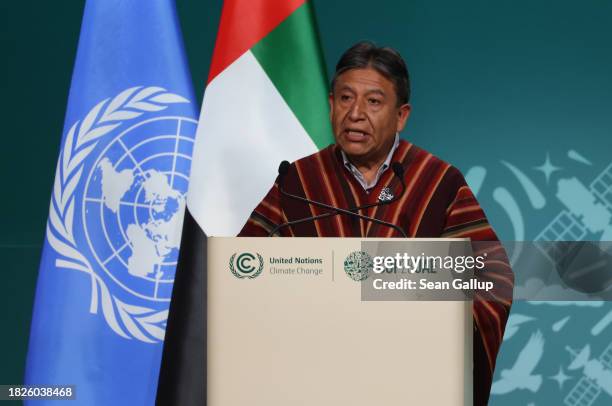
[[229, 252, 264, 279]]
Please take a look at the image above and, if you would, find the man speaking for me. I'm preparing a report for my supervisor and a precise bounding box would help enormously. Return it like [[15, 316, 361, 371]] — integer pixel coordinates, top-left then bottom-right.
[[239, 41, 513, 405]]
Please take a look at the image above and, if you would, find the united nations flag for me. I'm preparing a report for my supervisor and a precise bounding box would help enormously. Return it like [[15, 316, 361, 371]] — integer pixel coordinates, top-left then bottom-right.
[[24, 1, 198, 405]]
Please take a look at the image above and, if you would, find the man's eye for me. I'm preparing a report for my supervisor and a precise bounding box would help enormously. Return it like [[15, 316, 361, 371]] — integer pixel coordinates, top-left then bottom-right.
[[369, 98, 381, 105], [340, 94, 352, 102]]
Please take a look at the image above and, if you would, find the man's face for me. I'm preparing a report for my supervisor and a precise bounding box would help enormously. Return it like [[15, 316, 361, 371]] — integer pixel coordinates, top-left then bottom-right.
[[329, 67, 410, 166]]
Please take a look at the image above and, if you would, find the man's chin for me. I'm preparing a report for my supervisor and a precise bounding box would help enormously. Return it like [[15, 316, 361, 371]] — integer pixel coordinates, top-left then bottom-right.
[[340, 147, 371, 162]]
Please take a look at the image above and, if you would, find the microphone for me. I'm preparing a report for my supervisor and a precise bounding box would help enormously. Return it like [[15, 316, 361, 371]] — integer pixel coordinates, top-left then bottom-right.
[[278, 160, 291, 177], [268, 161, 407, 237], [392, 161, 405, 178]]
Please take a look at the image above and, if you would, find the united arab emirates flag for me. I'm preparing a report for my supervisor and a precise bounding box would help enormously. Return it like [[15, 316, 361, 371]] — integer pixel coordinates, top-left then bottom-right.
[[156, 1, 333, 404]]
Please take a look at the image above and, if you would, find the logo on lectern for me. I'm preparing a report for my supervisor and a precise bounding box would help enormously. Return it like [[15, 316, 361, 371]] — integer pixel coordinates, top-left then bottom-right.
[[229, 252, 264, 279], [344, 251, 373, 281]]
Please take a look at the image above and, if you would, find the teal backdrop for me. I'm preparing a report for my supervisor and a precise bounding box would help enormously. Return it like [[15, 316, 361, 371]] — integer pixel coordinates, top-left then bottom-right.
[[3, 1, 611, 405]]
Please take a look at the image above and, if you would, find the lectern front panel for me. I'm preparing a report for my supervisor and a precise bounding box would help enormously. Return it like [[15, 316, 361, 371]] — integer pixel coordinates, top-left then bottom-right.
[[207, 237, 472, 406]]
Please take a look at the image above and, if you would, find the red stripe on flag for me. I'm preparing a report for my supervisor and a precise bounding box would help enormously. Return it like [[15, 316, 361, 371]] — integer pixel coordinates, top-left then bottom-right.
[[208, 0, 306, 82]]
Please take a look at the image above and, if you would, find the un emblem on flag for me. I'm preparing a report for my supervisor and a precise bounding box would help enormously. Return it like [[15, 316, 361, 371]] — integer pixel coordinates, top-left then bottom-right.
[[82, 116, 194, 302], [46, 86, 196, 342]]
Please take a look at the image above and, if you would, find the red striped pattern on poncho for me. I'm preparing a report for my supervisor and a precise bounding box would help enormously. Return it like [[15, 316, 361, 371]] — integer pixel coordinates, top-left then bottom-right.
[[239, 140, 513, 405]]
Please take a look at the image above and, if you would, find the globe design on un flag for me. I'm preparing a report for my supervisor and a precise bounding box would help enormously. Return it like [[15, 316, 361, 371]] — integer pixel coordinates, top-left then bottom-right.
[[82, 117, 197, 302]]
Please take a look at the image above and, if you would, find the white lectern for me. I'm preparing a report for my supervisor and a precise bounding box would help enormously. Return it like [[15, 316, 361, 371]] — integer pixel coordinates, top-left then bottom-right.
[[207, 237, 473, 406]]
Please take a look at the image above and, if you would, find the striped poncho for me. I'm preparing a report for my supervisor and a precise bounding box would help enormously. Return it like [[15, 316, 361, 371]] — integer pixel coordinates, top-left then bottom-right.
[[239, 139, 513, 405]]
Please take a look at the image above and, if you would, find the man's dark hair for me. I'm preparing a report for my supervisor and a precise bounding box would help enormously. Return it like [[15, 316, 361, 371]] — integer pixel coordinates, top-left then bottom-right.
[[331, 41, 410, 105]]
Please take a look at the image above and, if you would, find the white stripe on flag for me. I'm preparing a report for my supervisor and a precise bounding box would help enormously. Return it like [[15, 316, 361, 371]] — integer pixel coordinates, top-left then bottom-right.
[[188, 50, 317, 236]]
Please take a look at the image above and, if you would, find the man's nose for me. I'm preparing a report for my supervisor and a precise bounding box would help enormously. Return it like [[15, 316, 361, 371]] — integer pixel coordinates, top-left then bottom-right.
[[348, 99, 365, 120]]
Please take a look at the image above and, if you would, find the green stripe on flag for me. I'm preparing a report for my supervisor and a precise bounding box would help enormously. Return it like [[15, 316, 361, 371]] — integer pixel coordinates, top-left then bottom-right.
[[251, 2, 333, 150]]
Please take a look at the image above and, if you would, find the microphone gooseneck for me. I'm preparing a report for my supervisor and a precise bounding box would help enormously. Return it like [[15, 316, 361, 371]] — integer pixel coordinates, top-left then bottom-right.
[[268, 161, 408, 237]]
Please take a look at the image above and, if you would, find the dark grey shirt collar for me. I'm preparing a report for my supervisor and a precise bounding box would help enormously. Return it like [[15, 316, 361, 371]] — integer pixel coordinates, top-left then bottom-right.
[[340, 134, 400, 192]]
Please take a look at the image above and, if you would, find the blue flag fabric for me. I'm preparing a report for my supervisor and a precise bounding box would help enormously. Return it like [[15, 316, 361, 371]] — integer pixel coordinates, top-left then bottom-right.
[[25, 1, 198, 404]]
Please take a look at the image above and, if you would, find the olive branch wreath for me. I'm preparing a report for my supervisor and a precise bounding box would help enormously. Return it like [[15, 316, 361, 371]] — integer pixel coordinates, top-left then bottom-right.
[[229, 253, 264, 279], [46, 86, 190, 343]]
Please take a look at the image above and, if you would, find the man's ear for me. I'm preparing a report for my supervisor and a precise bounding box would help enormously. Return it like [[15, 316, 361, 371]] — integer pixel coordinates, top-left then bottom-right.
[[396, 104, 411, 132], [328, 92, 334, 120]]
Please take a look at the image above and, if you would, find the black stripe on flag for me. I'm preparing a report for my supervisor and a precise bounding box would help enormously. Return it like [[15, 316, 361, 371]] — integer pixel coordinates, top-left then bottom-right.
[[156, 208, 206, 406]]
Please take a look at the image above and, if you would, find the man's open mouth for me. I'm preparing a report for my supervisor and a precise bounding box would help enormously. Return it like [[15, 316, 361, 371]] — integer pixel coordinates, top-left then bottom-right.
[[344, 129, 369, 140]]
